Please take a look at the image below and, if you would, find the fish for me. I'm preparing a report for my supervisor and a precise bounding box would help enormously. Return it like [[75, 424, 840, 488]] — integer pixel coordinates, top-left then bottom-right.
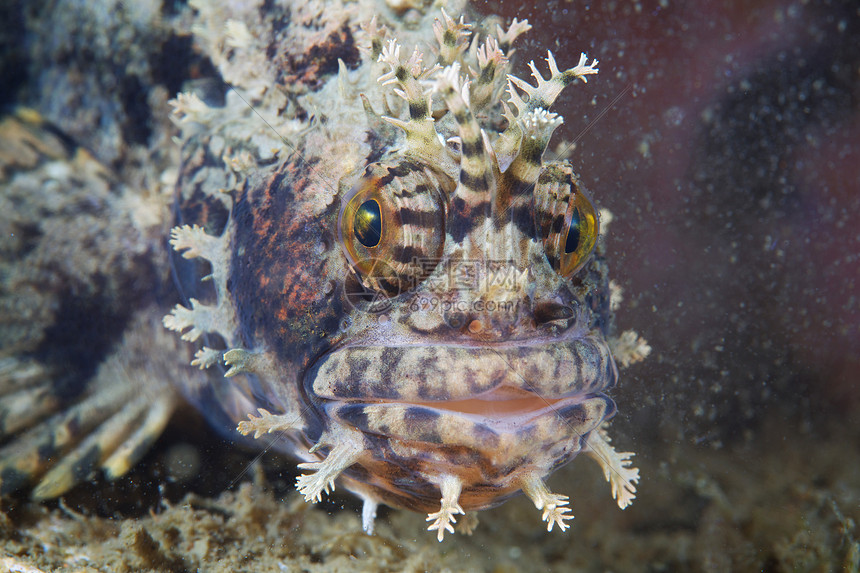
[[0, 4, 647, 541]]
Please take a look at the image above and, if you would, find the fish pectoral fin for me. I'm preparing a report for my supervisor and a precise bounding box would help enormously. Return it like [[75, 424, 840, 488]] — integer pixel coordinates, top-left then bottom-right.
[[0, 307, 182, 499]]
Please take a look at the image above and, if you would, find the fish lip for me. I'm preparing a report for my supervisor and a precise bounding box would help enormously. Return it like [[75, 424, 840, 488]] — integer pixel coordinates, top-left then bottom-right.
[[329, 391, 602, 432], [321, 391, 617, 447], [305, 330, 618, 407]]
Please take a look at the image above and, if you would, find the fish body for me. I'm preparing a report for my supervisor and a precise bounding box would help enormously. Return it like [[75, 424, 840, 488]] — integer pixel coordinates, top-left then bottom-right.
[[0, 4, 645, 540]]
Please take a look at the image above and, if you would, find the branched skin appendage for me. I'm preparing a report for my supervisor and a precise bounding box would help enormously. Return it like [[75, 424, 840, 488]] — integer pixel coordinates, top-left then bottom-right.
[[191, 346, 222, 369], [426, 474, 465, 542], [433, 8, 472, 66], [495, 17, 532, 53], [162, 225, 237, 343], [295, 428, 364, 503], [376, 39, 444, 160], [360, 15, 387, 61], [470, 36, 508, 110], [236, 408, 303, 439], [495, 51, 599, 168], [162, 6, 647, 541], [586, 427, 641, 509], [520, 474, 574, 532]]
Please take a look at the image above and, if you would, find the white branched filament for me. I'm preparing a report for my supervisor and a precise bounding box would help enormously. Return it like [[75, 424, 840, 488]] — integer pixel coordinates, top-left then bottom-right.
[[496, 17, 532, 48], [169, 224, 218, 260], [378, 40, 437, 85], [237, 408, 301, 439], [404, 46, 424, 78], [191, 346, 222, 369], [295, 466, 336, 503], [294, 434, 363, 505], [433, 7, 472, 65], [500, 50, 600, 140], [163, 299, 210, 342], [377, 39, 404, 85], [426, 475, 465, 542], [504, 79, 528, 123], [520, 108, 563, 135], [476, 36, 507, 70], [435, 62, 463, 97], [570, 52, 600, 83], [540, 493, 574, 532], [168, 92, 209, 124], [586, 428, 640, 510], [469, 37, 508, 109], [520, 474, 575, 533], [435, 63, 473, 108], [360, 15, 387, 59], [609, 451, 639, 509], [377, 39, 440, 108], [611, 329, 652, 367]]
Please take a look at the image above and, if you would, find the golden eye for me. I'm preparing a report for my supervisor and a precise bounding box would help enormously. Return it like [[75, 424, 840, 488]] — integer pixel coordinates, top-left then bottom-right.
[[558, 190, 598, 277], [354, 199, 382, 248], [534, 162, 599, 278], [339, 176, 392, 279], [338, 161, 450, 294]]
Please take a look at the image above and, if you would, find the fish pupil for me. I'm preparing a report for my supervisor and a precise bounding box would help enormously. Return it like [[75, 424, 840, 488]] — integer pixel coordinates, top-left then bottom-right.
[[355, 199, 382, 248], [564, 209, 581, 254]]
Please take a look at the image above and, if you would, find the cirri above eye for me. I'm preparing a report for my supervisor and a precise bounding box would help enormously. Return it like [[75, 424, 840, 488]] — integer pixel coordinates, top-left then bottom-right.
[[338, 161, 451, 294], [534, 161, 600, 278]]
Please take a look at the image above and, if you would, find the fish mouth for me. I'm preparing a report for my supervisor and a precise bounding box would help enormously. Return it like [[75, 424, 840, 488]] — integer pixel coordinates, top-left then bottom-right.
[[410, 385, 568, 418], [305, 332, 617, 438], [390, 384, 599, 432]]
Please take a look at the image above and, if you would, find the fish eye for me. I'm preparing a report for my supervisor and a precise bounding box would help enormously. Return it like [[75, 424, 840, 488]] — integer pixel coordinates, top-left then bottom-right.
[[338, 162, 448, 294], [564, 209, 581, 254], [534, 163, 599, 278], [558, 191, 598, 277], [354, 199, 382, 248]]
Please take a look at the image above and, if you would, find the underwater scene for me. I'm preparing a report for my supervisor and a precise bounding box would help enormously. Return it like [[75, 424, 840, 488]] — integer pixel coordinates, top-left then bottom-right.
[[1, 0, 858, 571]]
